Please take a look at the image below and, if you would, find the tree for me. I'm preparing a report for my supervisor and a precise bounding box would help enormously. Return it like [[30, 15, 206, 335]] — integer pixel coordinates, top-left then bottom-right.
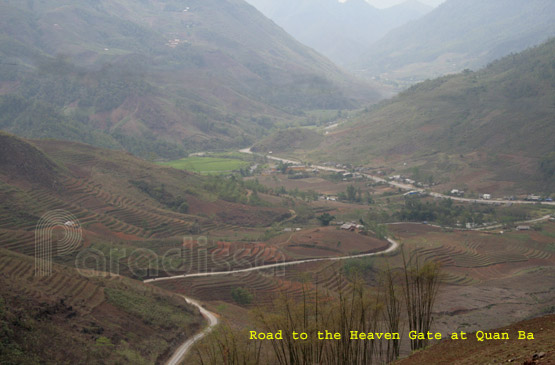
[[231, 287, 253, 305], [178, 201, 189, 213], [346, 185, 357, 202], [317, 213, 335, 226], [401, 251, 442, 351], [277, 161, 289, 174]]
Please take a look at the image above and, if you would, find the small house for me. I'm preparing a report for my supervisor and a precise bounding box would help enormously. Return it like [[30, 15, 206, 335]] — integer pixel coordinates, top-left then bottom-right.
[[340, 223, 357, 231]]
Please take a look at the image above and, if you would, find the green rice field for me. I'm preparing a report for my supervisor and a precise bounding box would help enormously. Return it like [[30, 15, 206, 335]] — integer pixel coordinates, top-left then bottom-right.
[[158, 156, 249, 174]]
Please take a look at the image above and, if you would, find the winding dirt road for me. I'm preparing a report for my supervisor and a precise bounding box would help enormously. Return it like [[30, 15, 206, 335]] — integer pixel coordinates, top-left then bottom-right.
[[146, 237, 399, 364], [165, 296, 218, 365], [145, 238, 398, 283]]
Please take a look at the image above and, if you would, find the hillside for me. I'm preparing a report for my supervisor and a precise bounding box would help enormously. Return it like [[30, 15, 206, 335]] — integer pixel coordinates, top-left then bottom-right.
[[358, 0, 555, 84], [245, 0, 431, 67], [0, 248, 204, 364], [0, 132, 291, 264], [310, 38, 555, 194], [251, 128, 324, 155], [0, 0, 379, 158], [395, 313, 554, 364]]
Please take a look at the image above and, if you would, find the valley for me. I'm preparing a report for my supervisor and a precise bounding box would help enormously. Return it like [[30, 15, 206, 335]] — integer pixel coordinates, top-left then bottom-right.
[[2, 130, 552, 363], [1, 1, 554, 364]]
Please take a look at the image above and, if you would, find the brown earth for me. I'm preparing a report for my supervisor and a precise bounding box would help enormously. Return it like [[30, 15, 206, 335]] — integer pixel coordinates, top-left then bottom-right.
[[269, 226, 389, 258], [396, 314, 555, 365]]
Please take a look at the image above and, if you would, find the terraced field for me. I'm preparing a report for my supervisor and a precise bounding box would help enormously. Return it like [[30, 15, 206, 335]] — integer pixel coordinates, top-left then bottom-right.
[[153, 257, 360, 308], [0, 248, 204, 364], [389, 224, 555, 284]]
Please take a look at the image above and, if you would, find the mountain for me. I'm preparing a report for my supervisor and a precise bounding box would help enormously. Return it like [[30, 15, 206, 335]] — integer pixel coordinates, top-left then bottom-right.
[[0, 0, 379, 158], [358, 0, 555, 83], [309, 38, 555, 194], [244, 0, 431, 67]]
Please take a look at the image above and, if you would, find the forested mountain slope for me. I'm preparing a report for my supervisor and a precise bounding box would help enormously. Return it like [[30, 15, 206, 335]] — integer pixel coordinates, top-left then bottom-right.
[[0, 0, 378, 158], [358, 0, 555, 83], [313, 38, 555, 194]]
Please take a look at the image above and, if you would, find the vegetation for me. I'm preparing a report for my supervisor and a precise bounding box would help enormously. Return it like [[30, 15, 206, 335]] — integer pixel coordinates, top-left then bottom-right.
[[359, 0, 555, 80], [158, 156, 250, 174], [0, 249, 203, 365], [400, 251, 442, 351], [130, 180, 188, 212], [317, 213, 335, 226], [253, 128, 324, 154], [393, 197, 534, 227], [315, 38, 555, 193], [231, 287, 254, 306], [338, 185, 367, 203], [0, 0, 372, 159], [197, 257, 442, 364], [104, 286, 194, 328]]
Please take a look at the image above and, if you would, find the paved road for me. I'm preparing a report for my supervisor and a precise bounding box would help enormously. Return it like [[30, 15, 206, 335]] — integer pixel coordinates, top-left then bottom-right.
[[386, 214, 552, 231], [240, 148, 555, 207]]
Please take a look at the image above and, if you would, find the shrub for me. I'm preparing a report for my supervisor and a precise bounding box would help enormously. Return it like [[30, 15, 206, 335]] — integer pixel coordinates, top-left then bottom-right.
[[231, 287, 253, 306]]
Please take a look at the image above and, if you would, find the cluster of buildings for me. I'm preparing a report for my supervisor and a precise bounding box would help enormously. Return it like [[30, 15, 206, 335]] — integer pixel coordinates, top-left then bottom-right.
[[337, 222, 365, 231], [389, 175, 431, 188]]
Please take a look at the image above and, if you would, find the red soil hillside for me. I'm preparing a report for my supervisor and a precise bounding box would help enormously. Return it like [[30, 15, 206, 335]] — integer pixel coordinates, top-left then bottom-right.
[[396, 314, 555, 365], [0, 249, 203, 364]]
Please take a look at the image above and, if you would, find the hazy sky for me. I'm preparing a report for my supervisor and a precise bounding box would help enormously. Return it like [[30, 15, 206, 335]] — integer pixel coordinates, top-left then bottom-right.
[[365, 0, 446, 8]]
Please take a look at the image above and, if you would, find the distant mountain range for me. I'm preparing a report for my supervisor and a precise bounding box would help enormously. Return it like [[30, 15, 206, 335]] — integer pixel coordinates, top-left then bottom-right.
[[357, 0, 555, 83], [309, 38, 555, 194], [0, 0, 379, 158], [245, 0, 432, 67]]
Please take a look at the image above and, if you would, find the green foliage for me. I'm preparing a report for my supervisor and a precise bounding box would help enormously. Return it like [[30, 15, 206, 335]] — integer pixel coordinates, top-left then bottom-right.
[[317, 212, 335, 226], [178, 201, 189, 214], [338, 185, 363, 203], [321, 38, 555, 193], [0, 296, 38, 364], [394, 198, 533, 227], [343, 257, 375, 279], [130, 180, 187, 212], [159, 156, 249, 174], [203, 175, 247, 204], [95, 336, 114, 347], [231, 287, 253, 306], [0, 0, 368, 160], [292, 204, 315, 224], [540, 152, 555, 179], [104, 287, 193, 329], [0, 95, 119, 150]]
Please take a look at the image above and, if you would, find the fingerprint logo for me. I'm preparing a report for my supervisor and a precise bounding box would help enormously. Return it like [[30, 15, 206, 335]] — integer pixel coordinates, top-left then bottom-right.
[[35, 210, 83, 276]]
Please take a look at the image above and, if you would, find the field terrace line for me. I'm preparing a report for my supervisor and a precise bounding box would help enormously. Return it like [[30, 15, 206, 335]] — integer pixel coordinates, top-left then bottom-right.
[[146, 237, 399, 364], [144, 238, 399, 283]]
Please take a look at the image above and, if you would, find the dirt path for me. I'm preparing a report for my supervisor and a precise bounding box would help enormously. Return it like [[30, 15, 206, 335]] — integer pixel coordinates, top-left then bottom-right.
[[148, 238, 399, 364], [145, 238, 398, 283], [164, 296, 218, 365]]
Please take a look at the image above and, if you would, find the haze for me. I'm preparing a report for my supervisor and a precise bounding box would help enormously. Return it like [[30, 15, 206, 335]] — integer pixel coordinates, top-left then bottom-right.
[[0, 0, 553, 364]]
